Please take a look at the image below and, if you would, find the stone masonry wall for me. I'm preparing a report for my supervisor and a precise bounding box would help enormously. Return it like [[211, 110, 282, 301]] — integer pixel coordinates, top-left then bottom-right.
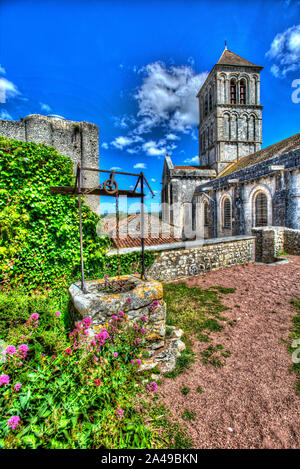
[[147, 236, 255, 282], [252, 226, 300, 262]]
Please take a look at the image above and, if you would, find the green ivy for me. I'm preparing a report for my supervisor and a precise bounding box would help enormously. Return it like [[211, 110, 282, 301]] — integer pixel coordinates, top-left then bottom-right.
[[0, 136, 155, 291]]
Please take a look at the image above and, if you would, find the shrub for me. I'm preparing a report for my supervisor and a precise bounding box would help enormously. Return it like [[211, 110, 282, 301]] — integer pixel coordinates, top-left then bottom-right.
[[0, 137, 155, 291], [0, 300, 159, 449]]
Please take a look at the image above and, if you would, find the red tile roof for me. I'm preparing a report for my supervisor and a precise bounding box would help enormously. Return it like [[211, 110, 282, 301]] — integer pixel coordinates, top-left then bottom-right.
[[111, 234, 181, 249]]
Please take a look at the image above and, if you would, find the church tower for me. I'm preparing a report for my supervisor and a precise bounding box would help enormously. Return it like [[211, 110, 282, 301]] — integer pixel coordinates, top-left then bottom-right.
[[197, 48, 263, 174]]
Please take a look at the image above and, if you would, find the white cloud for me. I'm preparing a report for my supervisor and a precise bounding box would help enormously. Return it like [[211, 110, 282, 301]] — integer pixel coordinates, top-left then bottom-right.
[[0, 109, 13, 120], [133, 163, 147, 169], [184, 155, 199, 164], [142, 140, 166, 156], [151, 178, 156, 182], [134, 61, 208, 133], [110, 166, 122, 171], [111, 135, 143, 150], [0, 64, 6, 74], [266, 24, 300, 77], [0, 77, 19, 103], [40, 102, 51, 112], [101, 142, 109, 149], [165, 133, 179, 140]]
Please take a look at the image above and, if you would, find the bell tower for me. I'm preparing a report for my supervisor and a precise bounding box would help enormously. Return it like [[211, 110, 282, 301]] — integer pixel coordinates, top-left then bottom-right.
[[197, 48, 264, 174]]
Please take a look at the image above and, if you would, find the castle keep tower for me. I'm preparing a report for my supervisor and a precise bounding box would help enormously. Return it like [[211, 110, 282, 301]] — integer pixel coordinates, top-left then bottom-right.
[[0, 114, 100, 215], [197, 48, 263, 174]]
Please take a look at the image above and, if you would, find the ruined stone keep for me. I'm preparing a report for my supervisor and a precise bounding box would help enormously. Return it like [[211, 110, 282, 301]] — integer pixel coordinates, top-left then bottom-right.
[[0, 114, 100, 214]]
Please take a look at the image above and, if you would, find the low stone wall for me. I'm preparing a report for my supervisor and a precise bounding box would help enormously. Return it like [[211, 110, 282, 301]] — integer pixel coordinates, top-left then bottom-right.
[[146, 235, 255, 282], [252, 226, 300, 262], [284, 228, 300, 254]]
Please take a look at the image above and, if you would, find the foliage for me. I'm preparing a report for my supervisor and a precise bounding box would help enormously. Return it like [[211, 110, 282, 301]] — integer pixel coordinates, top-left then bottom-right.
[[0, 136, 155, 292], [163, 282, 234, 376], [0, 289, 165, 449], [181, 410, 196, 422], [290, 299, 300, 393]]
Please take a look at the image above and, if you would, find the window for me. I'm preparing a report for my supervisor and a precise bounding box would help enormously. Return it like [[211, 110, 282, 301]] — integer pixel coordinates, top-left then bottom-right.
[[230, 79, 237, 104], [240, 79, 246, 104], [223, 198, 231, 228], [255, 192, 268, 226], [209, 91, 212, 111], [204, 201, 209, 226], [204, 97, 208, 116]]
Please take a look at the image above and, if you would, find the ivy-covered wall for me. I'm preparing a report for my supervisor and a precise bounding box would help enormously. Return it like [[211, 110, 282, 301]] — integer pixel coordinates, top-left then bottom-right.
[[0, 136, 154, 291]]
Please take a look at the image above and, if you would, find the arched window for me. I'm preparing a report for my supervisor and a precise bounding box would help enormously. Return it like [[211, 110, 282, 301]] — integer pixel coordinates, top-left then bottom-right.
[[230, 79, 237, 104], [204, 201, 209, 226], [209, 91, 212, 110], [223, 198, 231, 228], [239, 79, 246, 104], [255, 192, 268, 226], [204, 96, 208, 116]]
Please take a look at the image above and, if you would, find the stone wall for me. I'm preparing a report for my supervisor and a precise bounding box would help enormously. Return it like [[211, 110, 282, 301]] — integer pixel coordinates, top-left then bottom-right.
[[0, 114, 100, 215], [252, 226, 300, 262], [146, 235, 255, 282]]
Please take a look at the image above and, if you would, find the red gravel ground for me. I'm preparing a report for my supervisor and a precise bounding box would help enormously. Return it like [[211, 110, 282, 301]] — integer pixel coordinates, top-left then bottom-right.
[[159, 256, 300, 449]]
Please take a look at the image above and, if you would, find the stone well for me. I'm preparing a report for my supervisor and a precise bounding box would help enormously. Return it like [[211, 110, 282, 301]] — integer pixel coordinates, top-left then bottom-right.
[[68, 275, 185, 373]]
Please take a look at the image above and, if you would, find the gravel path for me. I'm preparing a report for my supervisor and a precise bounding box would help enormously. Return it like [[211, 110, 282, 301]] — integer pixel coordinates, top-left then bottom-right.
[[159, 256, 300, 449]]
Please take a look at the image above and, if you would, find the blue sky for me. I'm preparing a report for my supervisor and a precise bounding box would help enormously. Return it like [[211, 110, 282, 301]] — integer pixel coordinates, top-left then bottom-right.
[[0, 0, 300, 213]]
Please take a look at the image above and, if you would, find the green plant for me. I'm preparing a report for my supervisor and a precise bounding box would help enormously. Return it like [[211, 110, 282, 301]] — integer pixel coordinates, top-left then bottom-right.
[[181, 410, 196, 422], [180, 386, 190, 396], [0, 292, 165, 449], [196, 386, 203, 394], [0, 137, 155, 292]]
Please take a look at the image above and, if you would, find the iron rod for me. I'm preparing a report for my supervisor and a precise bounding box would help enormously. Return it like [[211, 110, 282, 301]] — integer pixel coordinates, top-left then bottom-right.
[[78, 165, 87, 293], [140, 172, 147, 280]]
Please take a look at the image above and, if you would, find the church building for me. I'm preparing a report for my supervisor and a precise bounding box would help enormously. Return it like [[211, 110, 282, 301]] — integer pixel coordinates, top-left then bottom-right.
[[161, 48, 300, 239]]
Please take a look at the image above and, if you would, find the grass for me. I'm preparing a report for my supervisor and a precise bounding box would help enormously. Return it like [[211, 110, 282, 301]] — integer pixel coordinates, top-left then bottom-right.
[[163, 282, 235, 376], [182, 410, 196, 422], [290, 299, 300, 394], [196, 386, 203, 394], [180, 386, 190, 396]]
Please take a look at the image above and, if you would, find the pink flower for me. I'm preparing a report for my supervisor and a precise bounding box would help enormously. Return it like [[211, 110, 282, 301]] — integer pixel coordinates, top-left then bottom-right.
[[18, 344, 29, 359], [64, 348, 72, 355], [51, 355, 56, 360], [113, 352, 118, 358], [14, 383, 22, 392], [141, 328, 146, 334], [83, 317, 91, 327], [7, 415, 20, 430], [118, 311, 124, 317], [94, 378, 101, 386], [147, 381, 158, 392], [141, 316, 147, 322], [136, 358, 141, 366], [5, 345, 17, 356], [126, 297, 132, 304], [111, 315, 118, 321], [134, 325, 139, 330], [116, 408, 124, 420], [104, 274, 108, 279], [55, 311, 61, 317], [136, 338, 141, 344], [29, 313, 39, 322], [0, 374, 9, 386]]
